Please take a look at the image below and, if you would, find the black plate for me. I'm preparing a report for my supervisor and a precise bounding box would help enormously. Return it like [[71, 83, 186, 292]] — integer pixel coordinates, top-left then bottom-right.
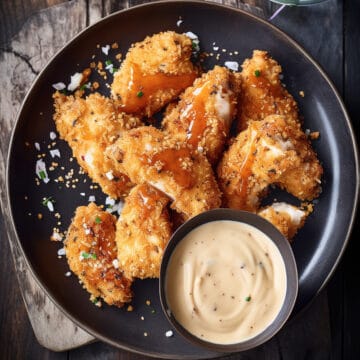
[[6, 1, 359, 358]]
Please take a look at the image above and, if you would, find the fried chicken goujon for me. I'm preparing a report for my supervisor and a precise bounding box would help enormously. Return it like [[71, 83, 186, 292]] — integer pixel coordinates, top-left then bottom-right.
[[217, 115, 323, 212], [116, 184, 172, 279], [111, 31, 199, 117], [107, 126, 221, 219], [237, 50, 299, 131], [53, 92, 142, 199], [163, 66, 241, 165], [64, 203, 133, 307], [258, 202, 311, 240]]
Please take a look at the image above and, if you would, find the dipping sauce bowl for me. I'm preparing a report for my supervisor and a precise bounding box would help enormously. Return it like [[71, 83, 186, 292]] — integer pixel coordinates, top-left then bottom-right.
[[159, 209, 298, 352]]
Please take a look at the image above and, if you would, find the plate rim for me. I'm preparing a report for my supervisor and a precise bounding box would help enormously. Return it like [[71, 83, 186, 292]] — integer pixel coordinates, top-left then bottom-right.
[[5, 0, 360, 357]]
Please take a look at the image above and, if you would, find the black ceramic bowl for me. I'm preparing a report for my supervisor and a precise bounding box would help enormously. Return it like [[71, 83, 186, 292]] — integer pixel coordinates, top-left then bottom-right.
[[159, 209, 298, 353]]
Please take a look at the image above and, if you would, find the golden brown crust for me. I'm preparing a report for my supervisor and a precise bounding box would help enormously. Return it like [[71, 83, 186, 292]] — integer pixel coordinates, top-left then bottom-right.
[[107, 126, 222, 219], [116, 184, 172, 279], [162, 66, 241, 165], [237, 50, 299, 131], [217, 115, 323, 212], [64, 203, 133, 307], [258, 202, 312, 240], [53, 92, 142, 198], [111, 31, 199, 117]]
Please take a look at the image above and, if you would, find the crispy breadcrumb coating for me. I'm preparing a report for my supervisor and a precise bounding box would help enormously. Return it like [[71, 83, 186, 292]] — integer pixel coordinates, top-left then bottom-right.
[[162, 66, 241, 165], [217, 115, 323, 212], [107, 126, 221, 219], [111, 31, 199, 117], [258, 202, 312, 240], [237, 50, 299, 131], [53, 92, 142, 198], [64, 203, 133, 307], [116, 184, 172, 279]]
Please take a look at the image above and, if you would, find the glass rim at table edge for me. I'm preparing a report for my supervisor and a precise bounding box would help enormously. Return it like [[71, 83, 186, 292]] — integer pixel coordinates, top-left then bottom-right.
[[270, 0, 328, 5]]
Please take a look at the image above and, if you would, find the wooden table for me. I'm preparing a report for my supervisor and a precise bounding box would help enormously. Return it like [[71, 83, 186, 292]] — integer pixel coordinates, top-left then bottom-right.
[[0, 0, 359, 358]]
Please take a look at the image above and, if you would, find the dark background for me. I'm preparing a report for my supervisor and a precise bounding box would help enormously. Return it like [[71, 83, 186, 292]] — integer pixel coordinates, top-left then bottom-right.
[[0, 0, 359, 359]]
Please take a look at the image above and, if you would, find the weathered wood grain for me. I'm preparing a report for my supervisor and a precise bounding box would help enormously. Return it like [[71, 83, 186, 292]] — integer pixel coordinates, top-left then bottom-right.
[[0, 0, 99, 352], [1, 0, 356, 358], [0, 0, 66, 46]]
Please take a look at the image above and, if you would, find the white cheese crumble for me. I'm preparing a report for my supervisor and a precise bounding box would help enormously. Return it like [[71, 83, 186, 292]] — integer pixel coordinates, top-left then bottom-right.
[[67, 72, 83, 91], [35, 159, 50, 183], [34, 142, 40, 151], [165, 330, 174, 337], [185, 31, 198, 40], [65, 271, 71, 277], [105, 200, 124, 215], [101, 44, 110, 55], [49, 131, 57, 140], [105, 196, 116, 206], [50, 149, 61, 158], [57, 248, 66, 256], [105, 170, 114, 180], [176, 19, 183, 27], [52, 82, 66, 91], [224, 61, 239, 71], [88, 195, 96, 202], [47, 201, 54, 212], [184, 31, 200, 52], [112, 259, 119, 269], [51, 231, 63, 241]]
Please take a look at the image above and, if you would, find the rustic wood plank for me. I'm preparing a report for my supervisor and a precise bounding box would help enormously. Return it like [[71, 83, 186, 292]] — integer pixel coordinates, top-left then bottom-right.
[[0, 216, 64, 360], [0, 0, 98, 352], [0, 0, 66, 46]]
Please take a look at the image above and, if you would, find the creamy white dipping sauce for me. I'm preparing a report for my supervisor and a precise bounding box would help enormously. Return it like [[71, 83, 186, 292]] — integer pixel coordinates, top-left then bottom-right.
[[165, 220, 287, 344]]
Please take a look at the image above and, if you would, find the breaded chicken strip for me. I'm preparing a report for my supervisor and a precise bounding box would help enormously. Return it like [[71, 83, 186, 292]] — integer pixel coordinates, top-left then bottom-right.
[[116, 184, 172, 279], [111, 31, 199, 117], [53, 92, 142, 198], [162, 66, 241, 165], [237, 50, 299, 131], [64, 202, 133, 307], [258, 202, 311, 240], [107, 126, 221, 219], [217, 115, 323, 212]]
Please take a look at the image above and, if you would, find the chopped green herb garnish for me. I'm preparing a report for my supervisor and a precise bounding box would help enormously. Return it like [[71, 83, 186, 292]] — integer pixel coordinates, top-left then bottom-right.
[[254, 70, 261, 77], [38, 170, 46, 180], [80, 84, 87, 90], [92, 296, 100, 304], [245, 295, 251, 302], [105, 60, 113, 66], [112, 67, 118, 73], [81, 251, 96, 260], [151, 309, 156, 314], [42, 196, 53, 206], [136, 91, 144, 98], [95, 216, 102, 224]]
